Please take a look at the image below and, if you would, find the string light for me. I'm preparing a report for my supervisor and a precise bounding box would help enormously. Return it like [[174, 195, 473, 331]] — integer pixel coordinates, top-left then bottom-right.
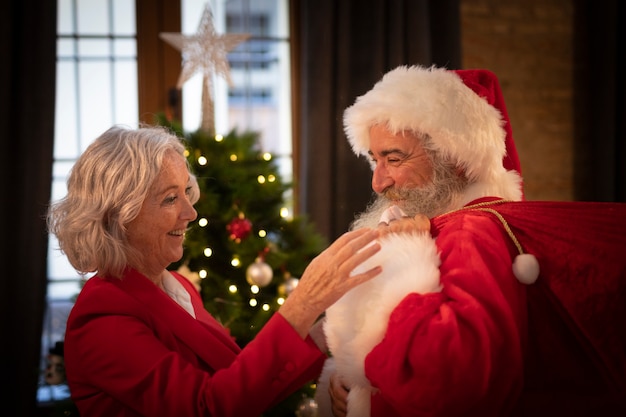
[[268, 174, 276, 182], [280, 207, 289, 218], [203, 247, 212, 257], [277, 297, 285, 305], [199, 270, 207, 279], [257, 175, 266, 184], [249, 299, 257, 307], [228, 285, 237, 293], [262, 304, 270, 311], [198, 218, 208, 227], [215, 134, 223, 142], [262, 152, 272, 161], [231, 257, 241, 267], [230, 154, 238, 161], [258, 229, 267, 238], [250, 285, 260, 294], [198, 156, 207, 165]]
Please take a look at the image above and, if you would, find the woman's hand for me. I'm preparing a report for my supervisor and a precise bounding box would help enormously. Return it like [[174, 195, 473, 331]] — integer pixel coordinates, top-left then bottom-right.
[[279, 228, 381, 338]]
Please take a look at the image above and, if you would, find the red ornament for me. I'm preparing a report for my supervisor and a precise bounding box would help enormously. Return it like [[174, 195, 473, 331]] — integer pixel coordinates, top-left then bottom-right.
[[227, 216, 252, 241]]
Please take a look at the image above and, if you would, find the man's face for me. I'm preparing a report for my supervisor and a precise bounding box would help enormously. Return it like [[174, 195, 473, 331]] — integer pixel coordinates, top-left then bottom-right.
[[368, 124, 434, 196], [351, 125, 466, 229]]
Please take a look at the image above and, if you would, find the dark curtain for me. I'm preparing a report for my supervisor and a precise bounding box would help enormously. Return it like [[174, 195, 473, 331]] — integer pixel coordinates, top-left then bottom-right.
[[573, 0, 626, 202], [294, 0, 461, 240], [0, 0, 57, 416]]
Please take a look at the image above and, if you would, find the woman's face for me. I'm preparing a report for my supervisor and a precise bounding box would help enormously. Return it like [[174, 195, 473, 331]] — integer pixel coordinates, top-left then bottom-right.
[[125, 151, 197, 277]]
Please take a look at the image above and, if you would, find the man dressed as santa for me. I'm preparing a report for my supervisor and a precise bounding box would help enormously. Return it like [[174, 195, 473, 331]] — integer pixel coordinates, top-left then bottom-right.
[[315, 65, 626, 417]]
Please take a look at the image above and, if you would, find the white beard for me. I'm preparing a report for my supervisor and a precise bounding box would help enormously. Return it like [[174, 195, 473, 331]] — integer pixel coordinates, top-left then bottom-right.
[[315, 206, 442, 417]]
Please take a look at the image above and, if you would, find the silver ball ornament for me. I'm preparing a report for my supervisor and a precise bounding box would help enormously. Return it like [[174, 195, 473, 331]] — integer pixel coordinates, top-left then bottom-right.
[[295, 396, 318, 417], [246, 259, 273, 287]]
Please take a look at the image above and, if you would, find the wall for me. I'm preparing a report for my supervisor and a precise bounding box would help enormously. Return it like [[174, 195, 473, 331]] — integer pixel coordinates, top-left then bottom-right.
[[461, 0, 574, 201]]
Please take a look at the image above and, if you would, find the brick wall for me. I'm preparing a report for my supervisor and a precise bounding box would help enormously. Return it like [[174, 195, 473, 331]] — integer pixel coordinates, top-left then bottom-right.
[[461, 0, 574, 201]]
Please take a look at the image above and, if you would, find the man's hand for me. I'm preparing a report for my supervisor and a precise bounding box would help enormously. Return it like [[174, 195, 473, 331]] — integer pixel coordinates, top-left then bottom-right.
[[378, 213, 430, 237], [329, 372, 349, 417]]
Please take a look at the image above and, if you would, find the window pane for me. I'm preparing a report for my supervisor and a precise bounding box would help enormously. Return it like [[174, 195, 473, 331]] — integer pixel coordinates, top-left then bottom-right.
[[57, 0, 75, 35], [78, 61, 114, 143], [78, 38, 111, 58], [114, 38, 136, 57], [113, 60, 138, 123], [77, 0, 110, 34], [113, 0, 135, 35], [57, 38, 75, 58], [54, 62, 79, 159], [225, 0, 289, 38], [51, 161, 75, 186], [229, 46, 291, 154], [47, 282, 84, 300], [47, 236, 81, 283]]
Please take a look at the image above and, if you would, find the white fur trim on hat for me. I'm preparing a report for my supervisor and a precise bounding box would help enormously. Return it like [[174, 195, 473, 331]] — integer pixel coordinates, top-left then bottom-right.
[[344, 65, 522, 202]]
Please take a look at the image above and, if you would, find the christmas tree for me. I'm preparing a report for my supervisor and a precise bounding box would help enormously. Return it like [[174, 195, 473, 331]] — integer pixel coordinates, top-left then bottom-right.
[[157, 115, 327, 416], [158, 6, 326, 414]]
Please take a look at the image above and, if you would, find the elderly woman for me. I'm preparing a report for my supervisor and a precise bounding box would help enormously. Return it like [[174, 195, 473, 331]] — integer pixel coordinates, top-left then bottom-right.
[[47, 125, 383, 417]]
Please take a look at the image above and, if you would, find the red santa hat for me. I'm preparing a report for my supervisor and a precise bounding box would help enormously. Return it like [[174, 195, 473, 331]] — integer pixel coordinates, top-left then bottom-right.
[[345, 65, 540, 283], [343, 65, 524, 202]]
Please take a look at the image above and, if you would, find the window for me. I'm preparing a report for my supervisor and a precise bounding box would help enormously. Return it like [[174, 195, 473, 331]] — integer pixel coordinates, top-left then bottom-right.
[[41, 0, 138, 402], [50, 0, 138, 298], [42, 0, 292, 401], [182, 0, 293, 181]]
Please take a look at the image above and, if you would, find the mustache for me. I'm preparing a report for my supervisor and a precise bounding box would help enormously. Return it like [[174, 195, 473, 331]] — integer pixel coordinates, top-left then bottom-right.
[[381, 187, 409, 200]]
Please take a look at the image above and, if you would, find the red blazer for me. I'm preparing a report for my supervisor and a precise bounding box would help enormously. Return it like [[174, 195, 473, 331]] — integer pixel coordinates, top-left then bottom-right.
[[64, 268, 325, 417]]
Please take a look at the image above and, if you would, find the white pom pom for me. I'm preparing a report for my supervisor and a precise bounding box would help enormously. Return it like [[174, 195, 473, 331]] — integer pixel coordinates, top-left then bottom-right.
[[512, 254, 539, 284]]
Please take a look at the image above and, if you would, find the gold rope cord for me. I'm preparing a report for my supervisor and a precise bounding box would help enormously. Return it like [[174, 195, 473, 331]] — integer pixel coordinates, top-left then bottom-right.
[[472, 208, 524, 255], [441, 199, 525, 255]]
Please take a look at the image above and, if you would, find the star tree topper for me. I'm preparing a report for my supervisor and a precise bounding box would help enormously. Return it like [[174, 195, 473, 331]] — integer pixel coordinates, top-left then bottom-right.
[[160, 4, 250, 133]]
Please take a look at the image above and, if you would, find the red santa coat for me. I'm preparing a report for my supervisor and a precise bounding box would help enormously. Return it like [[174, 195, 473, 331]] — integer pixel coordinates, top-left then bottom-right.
[[364, 199, 527, 416], [365, 198, 626, 416], [64, 268, 325, 417]]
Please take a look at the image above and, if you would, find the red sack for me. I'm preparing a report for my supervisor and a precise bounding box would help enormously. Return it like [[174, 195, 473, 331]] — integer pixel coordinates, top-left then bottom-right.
[[479, 200, 626, 414]]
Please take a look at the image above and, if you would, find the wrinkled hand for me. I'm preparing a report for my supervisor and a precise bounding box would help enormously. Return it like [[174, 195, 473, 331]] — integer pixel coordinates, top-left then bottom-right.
[[279, 228, 381, 338], [329, 372, 349, 417], [378, 213, 430, 237]]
